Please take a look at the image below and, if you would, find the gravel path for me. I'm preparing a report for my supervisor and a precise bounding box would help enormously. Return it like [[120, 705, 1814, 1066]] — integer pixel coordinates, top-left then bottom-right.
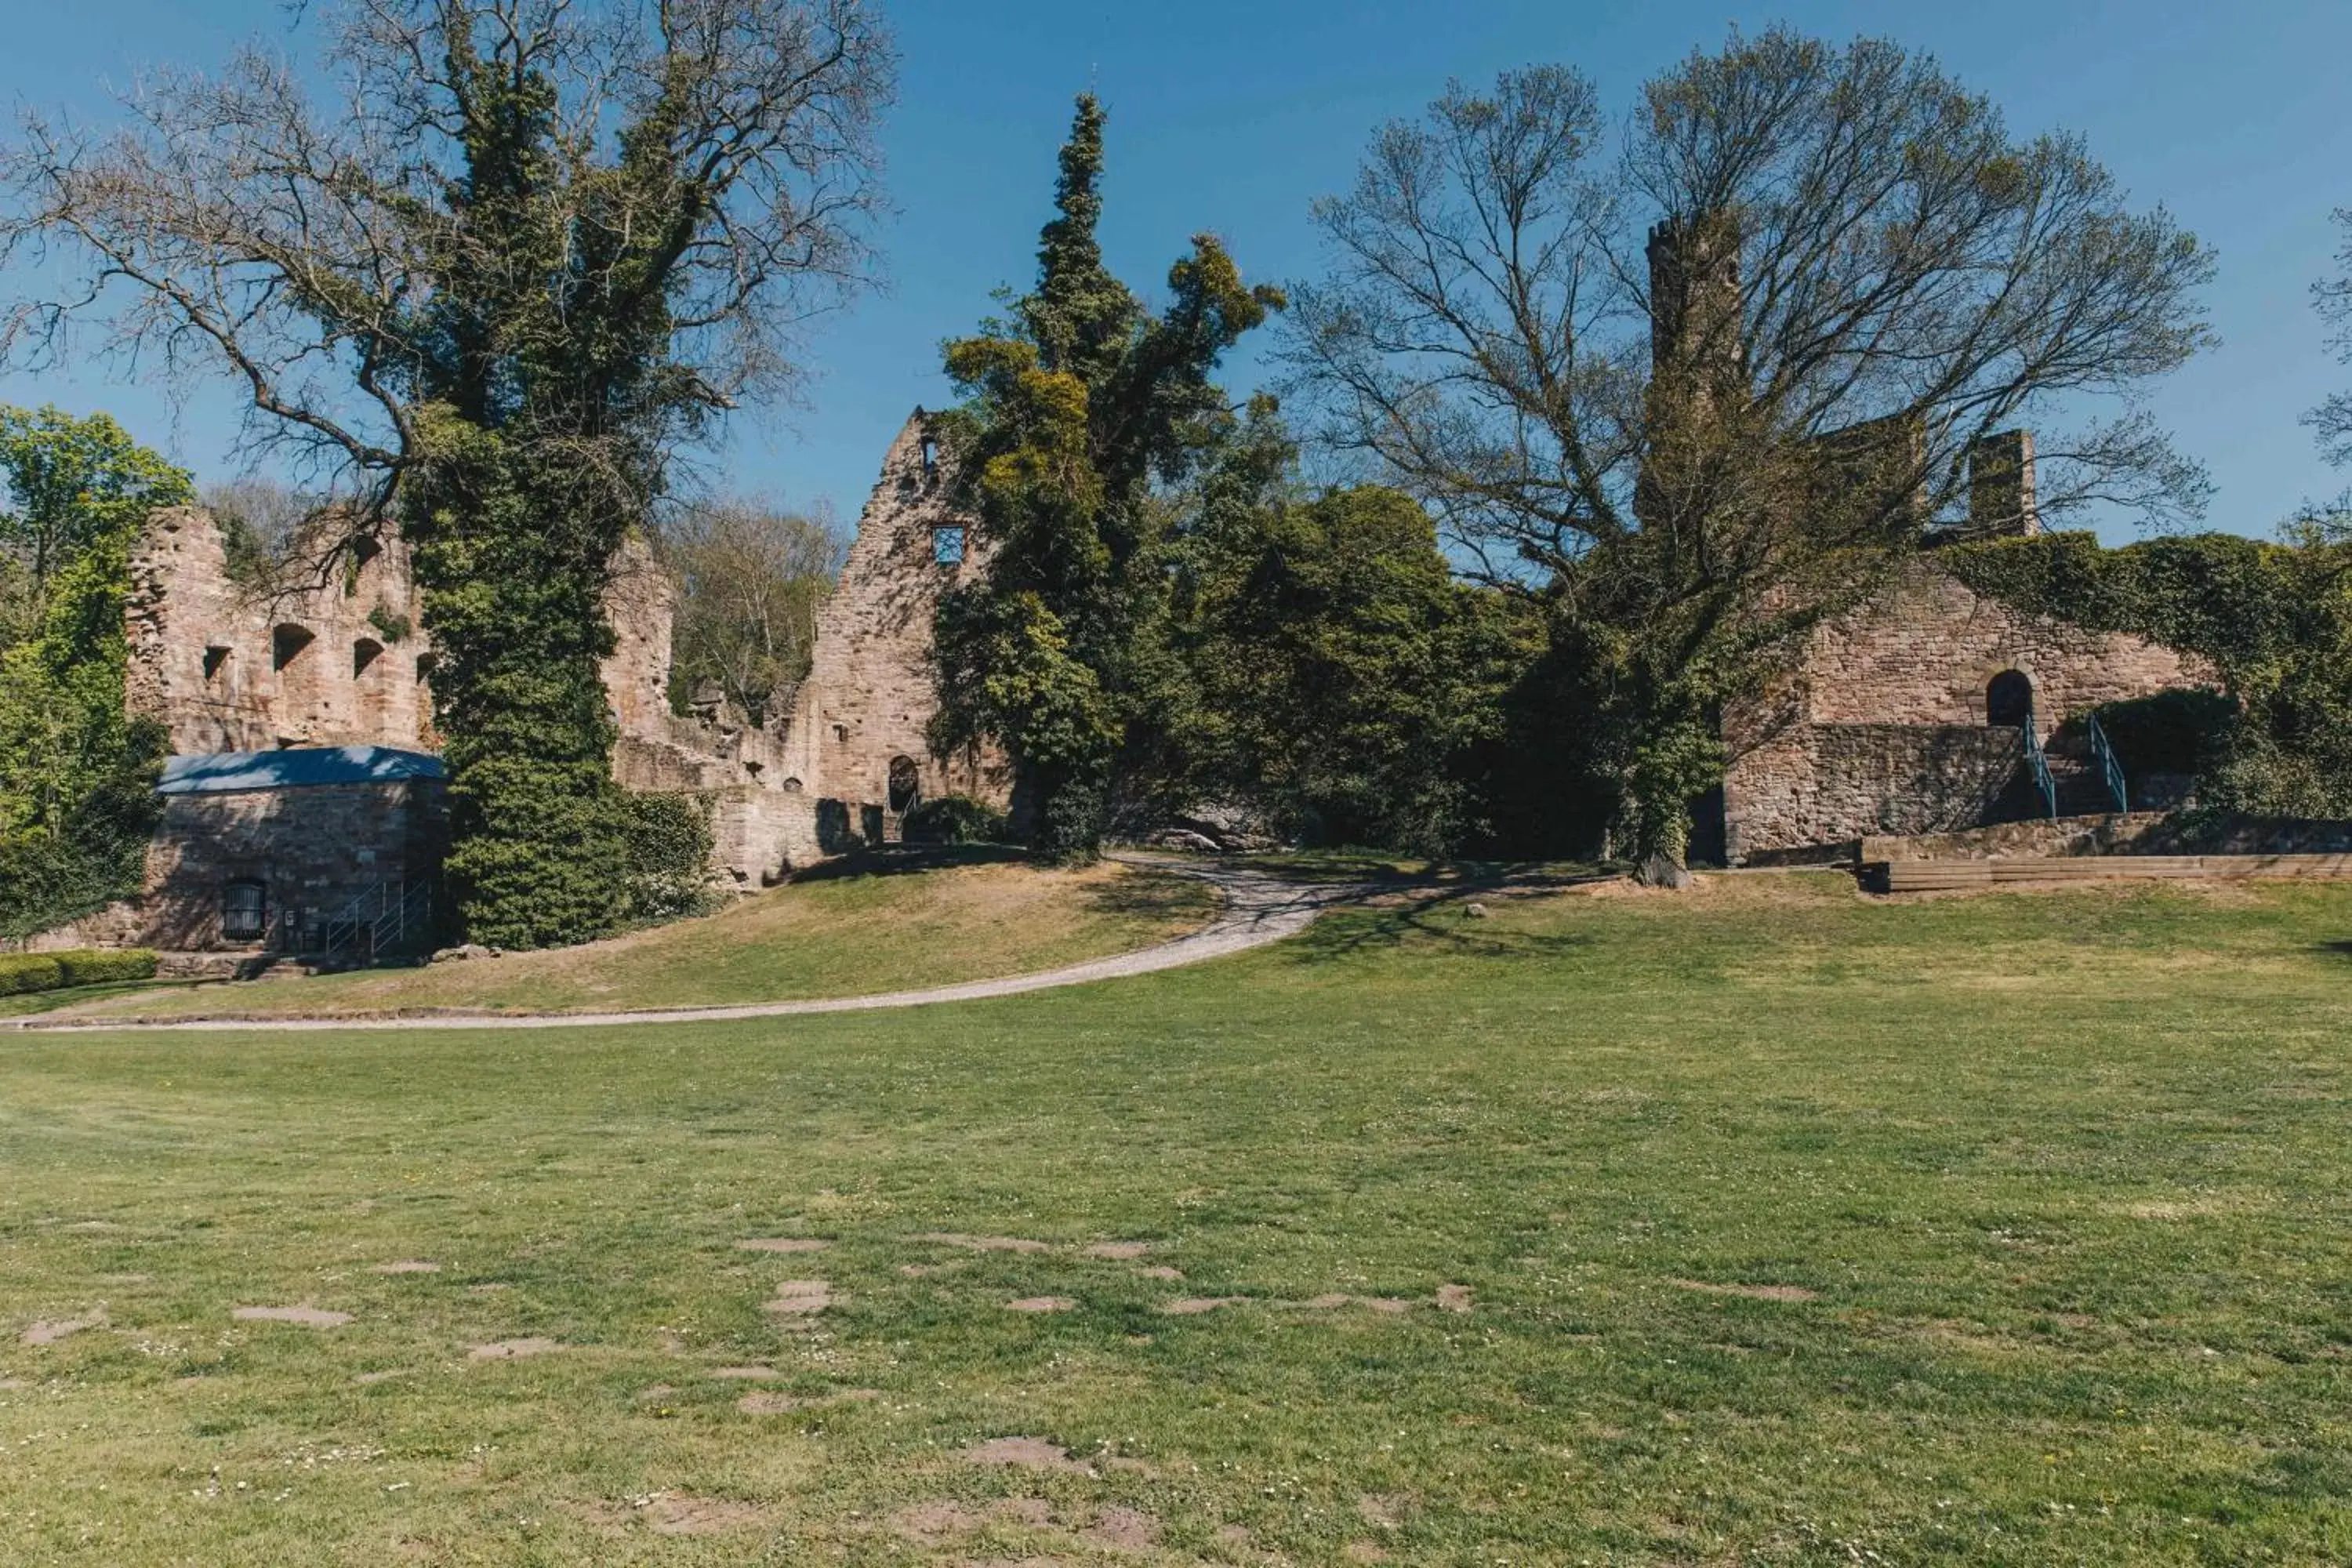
[[6, 859, 1363, 1035]]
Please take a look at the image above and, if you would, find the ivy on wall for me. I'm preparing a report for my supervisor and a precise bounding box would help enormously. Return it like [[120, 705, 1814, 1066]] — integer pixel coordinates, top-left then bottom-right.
[[1948, 528, 2352, 816]]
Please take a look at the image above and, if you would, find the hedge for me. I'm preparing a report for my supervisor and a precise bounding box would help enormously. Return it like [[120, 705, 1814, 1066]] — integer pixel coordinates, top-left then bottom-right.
[[0, 948, 159, 997]]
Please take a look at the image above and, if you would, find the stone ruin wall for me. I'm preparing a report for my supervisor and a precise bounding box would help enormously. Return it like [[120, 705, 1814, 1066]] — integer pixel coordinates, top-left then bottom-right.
[[125, 410, 1007, 895], [604, 411, 1011, 881], [31, 779, 447, 956], [799, 414, 1011, 833], [1722, 560, 2218, 861], [127, 507, 436, 755]]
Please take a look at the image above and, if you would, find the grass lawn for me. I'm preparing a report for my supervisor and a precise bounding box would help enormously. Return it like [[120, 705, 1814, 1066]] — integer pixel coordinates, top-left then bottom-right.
[[42, 854, 1220, 1022], [3, 873, 2350, 1564], [0, 979, 209, 1021]]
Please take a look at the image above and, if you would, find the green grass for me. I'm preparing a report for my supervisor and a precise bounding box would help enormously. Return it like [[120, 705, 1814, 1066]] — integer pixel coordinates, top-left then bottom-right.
[[45, 854, 1220, 1022], [0, 978, 206, 1019], [3, 873, 2350, 1564]]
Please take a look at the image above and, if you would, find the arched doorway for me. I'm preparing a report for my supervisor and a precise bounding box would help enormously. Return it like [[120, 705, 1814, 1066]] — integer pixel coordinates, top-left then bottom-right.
[[1986, 670, 2034, 728], [887, 755, 922, 815]]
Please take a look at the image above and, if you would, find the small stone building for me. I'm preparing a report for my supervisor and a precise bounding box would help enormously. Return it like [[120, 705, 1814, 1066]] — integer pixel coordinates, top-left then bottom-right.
[[1715, 443, 2216, 863], [39, 746, 446, 957]]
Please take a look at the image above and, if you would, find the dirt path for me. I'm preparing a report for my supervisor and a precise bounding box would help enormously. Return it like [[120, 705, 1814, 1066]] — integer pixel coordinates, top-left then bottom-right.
[[5, 860, 1366, 1035]]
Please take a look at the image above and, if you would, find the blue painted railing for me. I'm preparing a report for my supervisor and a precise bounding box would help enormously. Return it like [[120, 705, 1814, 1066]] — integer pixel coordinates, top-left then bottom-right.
[[2020, 704, 2059, 819], [2086, 712, 2129, 815]]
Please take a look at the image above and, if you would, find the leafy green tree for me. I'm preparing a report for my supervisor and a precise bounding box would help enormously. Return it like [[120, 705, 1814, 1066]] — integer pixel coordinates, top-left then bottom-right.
[[930, 95, 1283, 859], [1168, 422, 1527, 852], [662, 499, 842, 725], [1, 0, 892, 946], [0, 406, 190, 938], [1287, 31, 2214, 870]]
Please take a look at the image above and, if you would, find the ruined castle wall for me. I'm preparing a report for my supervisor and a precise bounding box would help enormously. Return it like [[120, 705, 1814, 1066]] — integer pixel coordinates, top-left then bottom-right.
[[109, 411, 1011, 909], [1785, 561, 2212, 733], [802, 414, 1012, 839], [1721, 560, 2218, 861], [127, 508, 432, 755], [1726, 724, 2030, 863]]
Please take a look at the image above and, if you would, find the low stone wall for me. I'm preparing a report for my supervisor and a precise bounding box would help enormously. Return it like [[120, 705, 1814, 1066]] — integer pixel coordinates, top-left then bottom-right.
[[1725, 723, 2027, 862], [1861, 811, 2172, 863], [1859, 811, 2352, 865]]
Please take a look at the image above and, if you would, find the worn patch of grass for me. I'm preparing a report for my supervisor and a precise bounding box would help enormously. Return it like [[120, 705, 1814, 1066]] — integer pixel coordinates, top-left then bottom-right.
[[3, 873, 2350, 1563], [45, 857, 1220, 1022]]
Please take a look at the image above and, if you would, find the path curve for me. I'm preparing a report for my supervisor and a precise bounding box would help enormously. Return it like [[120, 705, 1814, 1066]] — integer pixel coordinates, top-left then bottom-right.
[[5, 859, 1364, 1035]]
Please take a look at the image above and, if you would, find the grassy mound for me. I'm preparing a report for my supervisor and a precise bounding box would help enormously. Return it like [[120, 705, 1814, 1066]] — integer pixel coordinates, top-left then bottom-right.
[[49, 853, 1221, 1022], [5, 873, 2350, 1563]]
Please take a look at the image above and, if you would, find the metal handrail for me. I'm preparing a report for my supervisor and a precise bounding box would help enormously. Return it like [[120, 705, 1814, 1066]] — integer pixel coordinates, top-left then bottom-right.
[[2086, 712, 2130, 815], [320, 880, 435, 961], [2020, 703, 2059, 819]]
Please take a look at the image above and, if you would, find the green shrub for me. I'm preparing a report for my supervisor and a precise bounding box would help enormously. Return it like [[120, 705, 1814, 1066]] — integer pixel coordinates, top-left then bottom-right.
[[618, 791, 718, 923], [0, 948, 154, 996], [2091, 689, 2237, 779], [902, 794, 1009, 846], [0, 955, 64, 996]]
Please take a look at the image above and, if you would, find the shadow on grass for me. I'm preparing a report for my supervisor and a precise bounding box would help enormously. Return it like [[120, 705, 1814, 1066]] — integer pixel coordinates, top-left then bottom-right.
[[2316, 939, 2352, 960], [1279, 869, 1613, 965], [1078, 866, 1222, 924], [787, 843, 1032, 883]]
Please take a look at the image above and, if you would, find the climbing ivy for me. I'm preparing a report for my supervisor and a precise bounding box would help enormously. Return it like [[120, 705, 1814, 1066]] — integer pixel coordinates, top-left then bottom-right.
[[1948, 527, 2352, 816]]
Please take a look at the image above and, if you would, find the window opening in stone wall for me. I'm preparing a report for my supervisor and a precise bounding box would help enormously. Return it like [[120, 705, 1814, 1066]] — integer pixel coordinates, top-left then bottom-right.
[[354, 637, 384, 678], [272, 623, 315, 671], [203, 645, 232, 681], [221, 880, 267, 942], [1987, 670, 2034, 728], [887, 755, 922, 815], [932, 524, 966, 567], [920, 437, 939, 479]]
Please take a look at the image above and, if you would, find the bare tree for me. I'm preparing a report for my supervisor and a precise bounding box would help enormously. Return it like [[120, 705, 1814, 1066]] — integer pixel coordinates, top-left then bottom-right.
[[1283, 30, 2214, 864], [1, 0, 892, 512], [661, 496, 843, 724], [0, 0, 895, 945], [2313, 209, 2352, 467]]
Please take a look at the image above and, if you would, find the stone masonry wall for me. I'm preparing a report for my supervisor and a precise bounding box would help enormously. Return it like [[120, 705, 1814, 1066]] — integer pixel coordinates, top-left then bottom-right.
[[34, 780, 445, 953], [127, 508, 434, 754], [1722, 559, 2218, 860], [114, 411, 1009, 909], [799, 412, 1013, 833]]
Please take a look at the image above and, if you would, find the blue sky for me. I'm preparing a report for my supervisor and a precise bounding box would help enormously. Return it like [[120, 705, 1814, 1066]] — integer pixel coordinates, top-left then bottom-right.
[[3, 0, 2348, 540]]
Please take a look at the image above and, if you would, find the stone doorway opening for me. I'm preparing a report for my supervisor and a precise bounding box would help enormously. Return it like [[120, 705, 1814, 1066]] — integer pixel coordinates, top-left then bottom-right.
[[1987, 670, 2034, 728]]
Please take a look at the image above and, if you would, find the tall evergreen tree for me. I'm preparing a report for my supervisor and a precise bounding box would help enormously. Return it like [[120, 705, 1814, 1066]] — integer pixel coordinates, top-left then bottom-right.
[[931, 95, 1283, 858]]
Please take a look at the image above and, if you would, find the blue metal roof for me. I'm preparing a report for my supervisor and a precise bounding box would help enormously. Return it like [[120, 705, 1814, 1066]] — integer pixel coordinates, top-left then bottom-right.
[[159, 746, 446, 795]]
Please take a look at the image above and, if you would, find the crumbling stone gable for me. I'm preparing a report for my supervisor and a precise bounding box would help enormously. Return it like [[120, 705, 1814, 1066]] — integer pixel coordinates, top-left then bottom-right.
[[107, 412, 1013, 929], [802, 412, 1011, 831]]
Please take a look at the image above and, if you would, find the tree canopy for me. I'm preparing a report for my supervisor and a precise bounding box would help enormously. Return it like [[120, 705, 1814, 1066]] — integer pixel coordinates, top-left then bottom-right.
[[0, 406, 189, 938], [929, 94, 1283, 859], [1284, 28, 2215, 864]]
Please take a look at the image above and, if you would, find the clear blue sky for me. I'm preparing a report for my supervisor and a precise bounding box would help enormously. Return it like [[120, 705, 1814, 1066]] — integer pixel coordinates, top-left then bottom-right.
[[3, 0, 2348, 540]]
